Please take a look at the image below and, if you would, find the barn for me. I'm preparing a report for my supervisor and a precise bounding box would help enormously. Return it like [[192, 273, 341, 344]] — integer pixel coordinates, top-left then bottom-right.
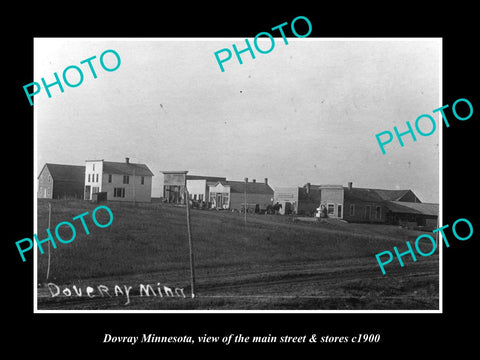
[[208, 178, 273, 212], [37, 163, 85, 199]]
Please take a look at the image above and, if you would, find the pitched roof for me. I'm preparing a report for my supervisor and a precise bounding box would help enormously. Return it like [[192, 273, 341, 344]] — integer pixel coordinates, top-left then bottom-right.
[[102, 161, 154, 177], [214, 180, 273, 195], [343, 187, 384, 202], [371, 189, 413, 201], [344, 187, 415, 202], [40, 163, 85, 181], [386, 201, 439, 216], [187, 175, 227, 182]]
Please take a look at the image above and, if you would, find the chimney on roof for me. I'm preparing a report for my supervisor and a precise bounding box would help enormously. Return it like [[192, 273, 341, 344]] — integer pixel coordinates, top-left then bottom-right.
[[125, 157, 130, 164], [348, 182, 352, 190], [265, 178, 268, 185], [252, 179, 256, 183]]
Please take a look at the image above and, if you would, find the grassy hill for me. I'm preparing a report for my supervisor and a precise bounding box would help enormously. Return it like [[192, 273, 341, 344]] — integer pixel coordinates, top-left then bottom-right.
[[36, 199, 439, 310]]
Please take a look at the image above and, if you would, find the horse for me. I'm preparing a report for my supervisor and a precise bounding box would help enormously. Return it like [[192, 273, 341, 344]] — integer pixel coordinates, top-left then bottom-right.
[[266, 202, 282, 215]]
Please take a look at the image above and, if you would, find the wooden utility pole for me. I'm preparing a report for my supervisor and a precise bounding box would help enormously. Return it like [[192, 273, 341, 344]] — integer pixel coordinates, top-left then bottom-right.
[[133, 165, 136, 206], [46, 202, 52, 281], [185, 185, 196, 298], [244, 177, 248, 227]]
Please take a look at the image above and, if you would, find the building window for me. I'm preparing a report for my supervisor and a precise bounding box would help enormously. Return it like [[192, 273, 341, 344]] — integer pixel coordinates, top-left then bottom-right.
[[47, 188, 51, 195], [327, 204, 335, 215], [222, 194, 229, 205], [93, 164, 95, 171], [199, 194, 203, 201], [48, 175, 52, 182], [88, 174, 91, 182], [114, 187, 125, 198], [92, 186, 99, 194], [96, 174, 99, 182], [108, 174, 112, 183], [141, 176, 145, 185], [123, 175, 129, 184], [350, 204, 355, 216], [376, 206, 381, 220]]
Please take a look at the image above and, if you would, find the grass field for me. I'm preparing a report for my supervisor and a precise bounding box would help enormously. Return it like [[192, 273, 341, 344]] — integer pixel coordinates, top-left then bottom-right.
[[36, 199, 439, 310]]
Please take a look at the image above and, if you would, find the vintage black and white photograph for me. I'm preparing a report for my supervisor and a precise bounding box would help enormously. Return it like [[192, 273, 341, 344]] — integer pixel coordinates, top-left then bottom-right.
[[33, 38, 441, 311]]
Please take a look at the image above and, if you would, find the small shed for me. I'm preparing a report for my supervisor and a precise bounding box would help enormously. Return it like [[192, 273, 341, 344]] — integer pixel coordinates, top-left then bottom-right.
[[91, 191, 108, 203]]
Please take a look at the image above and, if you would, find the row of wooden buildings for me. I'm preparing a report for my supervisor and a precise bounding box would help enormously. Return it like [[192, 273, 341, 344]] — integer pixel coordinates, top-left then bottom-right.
[[162, 171, 273, 212], [38, 158, 154, 203], [274, 182, 438, 228], [37, 159, 438, 228]]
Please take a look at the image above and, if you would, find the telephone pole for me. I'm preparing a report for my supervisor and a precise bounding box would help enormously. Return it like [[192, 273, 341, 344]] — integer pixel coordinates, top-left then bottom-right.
[[244, 177, 248, 227], [46, 202, 52, 281], [184, 174, 196, 298]]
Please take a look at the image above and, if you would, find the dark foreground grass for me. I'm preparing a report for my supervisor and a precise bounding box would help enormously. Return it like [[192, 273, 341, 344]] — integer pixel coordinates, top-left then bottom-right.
[[36, 199, 439, 310]]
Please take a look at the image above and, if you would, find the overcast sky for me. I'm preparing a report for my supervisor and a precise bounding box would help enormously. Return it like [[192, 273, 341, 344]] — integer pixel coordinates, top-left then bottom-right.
[[35, 38, 441, 202]]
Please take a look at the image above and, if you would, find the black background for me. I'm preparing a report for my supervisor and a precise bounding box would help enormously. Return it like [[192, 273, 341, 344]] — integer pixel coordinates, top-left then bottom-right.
[[5, 4, 478, 356]]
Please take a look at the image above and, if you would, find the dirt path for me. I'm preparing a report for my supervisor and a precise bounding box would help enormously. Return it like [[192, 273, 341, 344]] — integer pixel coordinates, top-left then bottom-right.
[[37, 254, 439, 310]]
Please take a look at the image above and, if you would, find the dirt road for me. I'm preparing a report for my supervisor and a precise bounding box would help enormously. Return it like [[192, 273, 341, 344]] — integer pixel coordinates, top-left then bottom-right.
[[37, 254, 439, 310]]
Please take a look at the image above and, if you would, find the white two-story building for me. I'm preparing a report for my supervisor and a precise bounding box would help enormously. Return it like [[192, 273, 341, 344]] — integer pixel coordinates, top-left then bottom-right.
[[84, 157, 154, 202]]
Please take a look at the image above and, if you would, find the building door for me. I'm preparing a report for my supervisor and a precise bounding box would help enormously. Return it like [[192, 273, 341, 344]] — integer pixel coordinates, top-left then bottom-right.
[[337, 204, 342, 218], [216, 193, 223, 208]]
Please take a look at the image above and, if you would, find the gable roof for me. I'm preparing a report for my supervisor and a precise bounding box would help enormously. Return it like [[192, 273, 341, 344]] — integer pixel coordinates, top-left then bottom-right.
[[102, 161, 154, 177], [39, 163, 85, 181], [386, 201, 439, 216], [187, 175, 227, 182], [344, 187, 418, 203], [343, 187, 384, 202], [212, 180, 273, 195], [229, 181, 274, 195], [371, 189, 413, 201]]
